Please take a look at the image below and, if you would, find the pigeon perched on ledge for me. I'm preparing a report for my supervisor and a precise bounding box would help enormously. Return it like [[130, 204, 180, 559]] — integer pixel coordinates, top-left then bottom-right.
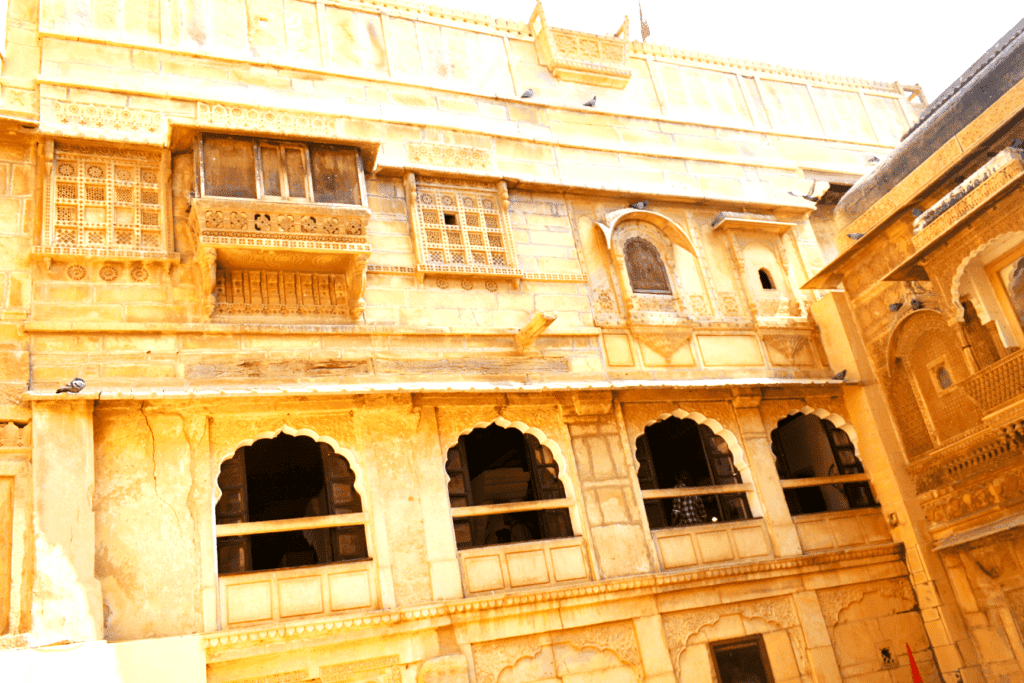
[[629, 199, 648, 210], [521, 89, 534, 98], [56, 378, 86, 394], [583, 96, 597, 107]]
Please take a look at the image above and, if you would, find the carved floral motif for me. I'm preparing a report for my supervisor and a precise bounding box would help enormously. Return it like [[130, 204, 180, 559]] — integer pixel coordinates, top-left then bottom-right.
[[664, 596, 798, 662], [817, 578, 917, 627], [407, 143, 491, 170]]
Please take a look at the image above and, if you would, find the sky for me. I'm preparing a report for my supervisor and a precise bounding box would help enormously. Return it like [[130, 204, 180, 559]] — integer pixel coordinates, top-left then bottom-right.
[[424, 0, 1022, 103]]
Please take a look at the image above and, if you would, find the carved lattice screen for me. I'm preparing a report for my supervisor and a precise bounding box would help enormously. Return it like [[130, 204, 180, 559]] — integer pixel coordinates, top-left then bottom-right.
[[624, 238, 671, 294], [414, 177, 519, 277], [45, 144, 165, 256]]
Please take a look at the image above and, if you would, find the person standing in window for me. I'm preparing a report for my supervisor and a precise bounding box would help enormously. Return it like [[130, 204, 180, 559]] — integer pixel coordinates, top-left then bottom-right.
[[670, 471, 709, 526]]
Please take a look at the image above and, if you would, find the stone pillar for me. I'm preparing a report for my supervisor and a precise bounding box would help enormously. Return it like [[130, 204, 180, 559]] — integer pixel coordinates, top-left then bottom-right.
[[30, 400, 102, 645], [732, 393, 802, 557], [793, 591, 842, 683]]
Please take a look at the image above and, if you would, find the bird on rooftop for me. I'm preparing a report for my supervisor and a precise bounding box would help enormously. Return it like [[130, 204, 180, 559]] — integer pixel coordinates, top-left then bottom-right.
[[788, 180, 830, 203], [56, 378, 86, 394], [1012, 138, 1023, 149], [910, 299, 924, 310], [889, 302, 904, 312], [583, 96, 597, 107], [847, 233, 864, 240], [912, 208, 924, 217], [521, 89, 534, 98], [831, 370, 847, 381], [629, 199, 648, 210], [867, 156, 882, 164]]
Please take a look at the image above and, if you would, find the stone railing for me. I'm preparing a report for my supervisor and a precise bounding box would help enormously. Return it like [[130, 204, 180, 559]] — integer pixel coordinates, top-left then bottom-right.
[[960, 349, 1024, 414], [191, 198, 372, 319], [194, 198, 370, 256], [531, 5, 631, 89]]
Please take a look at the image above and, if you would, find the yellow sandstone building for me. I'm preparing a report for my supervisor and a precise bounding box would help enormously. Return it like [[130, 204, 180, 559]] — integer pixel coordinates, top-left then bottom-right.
[[0, 0, 1019, 681]]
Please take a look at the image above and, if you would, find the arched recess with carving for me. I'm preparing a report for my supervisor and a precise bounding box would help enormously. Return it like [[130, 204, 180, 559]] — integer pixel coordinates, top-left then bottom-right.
[[636, 409, 764, 519], [443, 416, 583, 538], [213, 423, 369, 512], [948, 230, 1024, 357], [664, 596, 800, 675], [887, 309, 980, 448], [605, 209, 711, 319]]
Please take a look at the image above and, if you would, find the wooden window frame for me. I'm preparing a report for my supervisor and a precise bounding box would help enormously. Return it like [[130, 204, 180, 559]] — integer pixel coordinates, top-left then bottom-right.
[[709, 636, 776, 683], [195, 134, 364, 206], [445, 431, 575, 550], [624, 236, 673, 295], [984, 242, 1024, 348], [636, 419, 754, 529], [772, 414, 876, 515], [215, 442, 370, 576]]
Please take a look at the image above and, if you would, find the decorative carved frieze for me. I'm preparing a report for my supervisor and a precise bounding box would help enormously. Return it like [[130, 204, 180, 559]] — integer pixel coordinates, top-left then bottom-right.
[[0, 422, 30, 449], [51, 102, 165, 138], [214, 268, 352, 318], [407, 143, 492, 170], [817, 578, 916, 627], [191, 198, 371, 320], [197, 102, 337, 139]]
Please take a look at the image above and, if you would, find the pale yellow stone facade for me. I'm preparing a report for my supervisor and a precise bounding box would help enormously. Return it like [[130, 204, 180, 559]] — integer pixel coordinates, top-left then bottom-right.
[[0, 0, 972, 681]]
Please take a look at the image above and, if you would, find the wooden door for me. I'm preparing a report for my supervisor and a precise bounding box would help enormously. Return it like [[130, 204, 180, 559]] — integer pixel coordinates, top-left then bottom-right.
[[320, 444, 368, 561], [215, 449, 251, 574]]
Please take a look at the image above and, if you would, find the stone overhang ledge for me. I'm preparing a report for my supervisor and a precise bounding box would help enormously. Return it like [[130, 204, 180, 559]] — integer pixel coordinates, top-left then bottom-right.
[[22, 377, 848, 402], [202, 542, 904, 654]]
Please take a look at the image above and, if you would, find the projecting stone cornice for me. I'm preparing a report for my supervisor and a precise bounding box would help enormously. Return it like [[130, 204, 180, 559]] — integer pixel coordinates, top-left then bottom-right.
[[202, 542, 903, 653]]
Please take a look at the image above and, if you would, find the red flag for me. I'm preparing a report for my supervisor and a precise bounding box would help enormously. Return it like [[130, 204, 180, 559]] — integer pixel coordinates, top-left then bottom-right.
[[906, 644, 924, 683]]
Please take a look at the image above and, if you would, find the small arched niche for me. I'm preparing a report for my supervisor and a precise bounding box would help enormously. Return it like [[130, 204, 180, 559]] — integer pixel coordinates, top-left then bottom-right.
[[215, 432, 368, 574]]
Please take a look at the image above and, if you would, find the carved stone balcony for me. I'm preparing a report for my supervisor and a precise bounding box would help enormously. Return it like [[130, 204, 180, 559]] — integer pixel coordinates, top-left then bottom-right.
[[960, 349, 1024, 415], [530, 4, 631, 89], [191, 198, 372, 320]]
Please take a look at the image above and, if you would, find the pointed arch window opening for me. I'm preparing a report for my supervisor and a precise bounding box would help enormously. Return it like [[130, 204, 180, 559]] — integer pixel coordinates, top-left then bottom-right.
[[758, 268, 775, 290], [635, 417, 753, 530], [445, 424, 573, 549], [215, 433, 369, 575], [770, 413, 876, 515], [624, 237, 673, 295]]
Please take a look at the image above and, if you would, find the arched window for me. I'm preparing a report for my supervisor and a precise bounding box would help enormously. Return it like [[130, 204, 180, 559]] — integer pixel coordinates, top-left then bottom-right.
[[758, 268, 775, 290], [624, 237, 672, 294], [445, 424, 572, 549], [216, 433, 368, 574], [635, 417, 752, 529], [770, 414, 875, 515]]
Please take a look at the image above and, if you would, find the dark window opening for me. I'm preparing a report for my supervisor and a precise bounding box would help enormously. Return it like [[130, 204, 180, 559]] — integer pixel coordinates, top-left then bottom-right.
[[711, 637, 775, 683], [624, 237, 672, 294], [200, 135, 361, 205], [446, 424, 572, 549], [758, 268, 775, 290], [443, 212, 458, 226], [936, 366, 953, 389], [771, 413, 876, 515], [215, 433, 368, 575], [636, 417, 752, 529]]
